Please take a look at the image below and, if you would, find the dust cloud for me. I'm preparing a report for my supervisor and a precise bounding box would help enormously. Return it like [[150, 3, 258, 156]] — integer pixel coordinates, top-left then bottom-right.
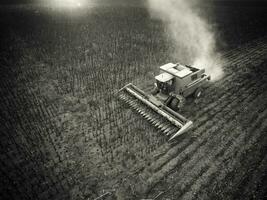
[[146, 0, 224, 81], [39, 0, 88, 8]]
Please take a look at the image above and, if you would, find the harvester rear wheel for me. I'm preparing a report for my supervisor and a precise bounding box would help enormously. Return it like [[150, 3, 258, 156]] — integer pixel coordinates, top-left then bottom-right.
[[194, 87, 203, 98]]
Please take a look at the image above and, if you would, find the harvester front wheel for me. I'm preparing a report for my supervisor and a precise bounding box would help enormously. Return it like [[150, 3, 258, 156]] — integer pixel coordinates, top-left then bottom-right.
[[170, 98, 180, 111], [194, 87, 203, 98]]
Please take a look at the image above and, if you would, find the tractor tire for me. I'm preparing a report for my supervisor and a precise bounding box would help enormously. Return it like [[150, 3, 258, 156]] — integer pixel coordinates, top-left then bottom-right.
[[194, 87, 203, 98], [170, 98, 180, 111]]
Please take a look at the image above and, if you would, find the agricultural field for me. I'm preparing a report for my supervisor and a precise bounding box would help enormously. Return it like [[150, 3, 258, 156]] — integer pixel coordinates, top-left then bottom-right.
[[0, 2, 267, 200]]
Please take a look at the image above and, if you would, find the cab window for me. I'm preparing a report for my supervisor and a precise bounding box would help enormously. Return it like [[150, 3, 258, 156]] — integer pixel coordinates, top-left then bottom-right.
[[166, 79, 173, 86], [191, 74, 197, 81]]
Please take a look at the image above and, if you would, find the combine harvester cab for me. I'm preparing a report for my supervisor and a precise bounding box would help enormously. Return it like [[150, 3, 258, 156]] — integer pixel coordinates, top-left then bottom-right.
[[118, 63, 210, 141]]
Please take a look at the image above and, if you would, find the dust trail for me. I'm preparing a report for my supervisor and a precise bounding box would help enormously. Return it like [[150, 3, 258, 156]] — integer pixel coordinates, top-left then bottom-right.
[[146, 0, 224, 81]]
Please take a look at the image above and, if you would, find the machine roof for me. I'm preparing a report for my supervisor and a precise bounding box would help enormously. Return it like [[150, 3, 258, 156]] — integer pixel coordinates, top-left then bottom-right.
[[160, 63, 192, 78], [155, 72, 174, 82]]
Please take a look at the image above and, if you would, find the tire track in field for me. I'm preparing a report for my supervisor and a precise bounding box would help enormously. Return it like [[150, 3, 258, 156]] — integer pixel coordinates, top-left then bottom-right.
[[157, 48, 266, 198], [187, 115, 267, 200], [144, 78, 267, 194], [155, 35, 267, 159], [197, 91, 267, 199], [178, 96, 267, 199], [145, 54, 266, 175], [143, 37, 267, 171], [146, 81, 258, 183], [141, 36, 267, 194], [143, 76, 266, 191], [155, 85, 267, 199], [148, 76, 256, 174]]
